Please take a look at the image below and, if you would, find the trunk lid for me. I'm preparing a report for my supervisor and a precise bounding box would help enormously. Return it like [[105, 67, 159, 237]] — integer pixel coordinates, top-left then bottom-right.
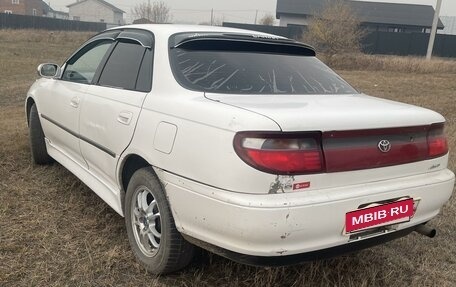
[[207, 93, 447, 176], [205, 93, 445, 132]]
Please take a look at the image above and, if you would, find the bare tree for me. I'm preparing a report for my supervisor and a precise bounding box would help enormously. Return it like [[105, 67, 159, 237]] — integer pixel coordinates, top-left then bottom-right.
[[259, 14, 275, 26], [303, 0, 364, 59], [132, 1, 172, 24]]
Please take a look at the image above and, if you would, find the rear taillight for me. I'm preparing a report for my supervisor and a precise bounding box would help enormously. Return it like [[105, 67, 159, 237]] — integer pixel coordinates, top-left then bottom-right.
[[427, 123, 448, 158], [235, 123, 448, 175], [233, 132, 324, 175]]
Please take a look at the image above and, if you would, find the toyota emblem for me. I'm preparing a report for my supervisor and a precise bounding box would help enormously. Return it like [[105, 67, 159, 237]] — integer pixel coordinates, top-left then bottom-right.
[[378, 140, 392, 153]]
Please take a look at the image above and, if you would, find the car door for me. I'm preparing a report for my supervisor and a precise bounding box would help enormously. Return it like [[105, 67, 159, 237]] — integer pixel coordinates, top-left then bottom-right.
[[79, 32, 154, 189], [38, 39, 114, 167]]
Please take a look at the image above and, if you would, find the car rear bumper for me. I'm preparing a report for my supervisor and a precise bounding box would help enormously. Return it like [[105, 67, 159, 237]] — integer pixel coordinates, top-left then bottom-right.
[[158, 168, 455, 258], [182, 225, 419, 266]]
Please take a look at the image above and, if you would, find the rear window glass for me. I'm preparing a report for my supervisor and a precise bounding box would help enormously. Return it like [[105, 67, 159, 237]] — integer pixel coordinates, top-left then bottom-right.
[[169, 37, 357, 95]]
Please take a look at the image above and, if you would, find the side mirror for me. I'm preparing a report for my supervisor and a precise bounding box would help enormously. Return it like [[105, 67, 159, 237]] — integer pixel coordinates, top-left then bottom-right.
[[37, 63, 61, 78]]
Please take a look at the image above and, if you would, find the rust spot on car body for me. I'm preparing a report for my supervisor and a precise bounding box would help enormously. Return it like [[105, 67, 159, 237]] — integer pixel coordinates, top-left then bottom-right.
[[269, 175, 295, 194]]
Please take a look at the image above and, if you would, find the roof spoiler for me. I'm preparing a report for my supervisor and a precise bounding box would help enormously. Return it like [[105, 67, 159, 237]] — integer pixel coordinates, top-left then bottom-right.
[[172, 34, 316, 57]]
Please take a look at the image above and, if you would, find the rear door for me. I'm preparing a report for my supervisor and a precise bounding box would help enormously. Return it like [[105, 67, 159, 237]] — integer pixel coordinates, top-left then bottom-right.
[[79, 31, 154, 189]]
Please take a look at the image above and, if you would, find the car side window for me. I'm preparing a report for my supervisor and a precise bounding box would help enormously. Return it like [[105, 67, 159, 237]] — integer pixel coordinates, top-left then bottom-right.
[[135, 48, 153, 92], [62, 40, 113, 84], [98, 40, 148, 91]]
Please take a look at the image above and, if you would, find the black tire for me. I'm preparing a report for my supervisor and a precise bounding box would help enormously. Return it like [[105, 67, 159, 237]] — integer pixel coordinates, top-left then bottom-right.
[[29, 104, 53, 165], [125, 167, 195, 274]]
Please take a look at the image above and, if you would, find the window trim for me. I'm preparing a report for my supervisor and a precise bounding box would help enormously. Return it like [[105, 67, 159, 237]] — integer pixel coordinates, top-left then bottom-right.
[[134, 48, 154, 92], [89, 28, 154, 48], [4, 10, 13, 14], [117, 30, 153, 48], [12, 0, 19, 5]]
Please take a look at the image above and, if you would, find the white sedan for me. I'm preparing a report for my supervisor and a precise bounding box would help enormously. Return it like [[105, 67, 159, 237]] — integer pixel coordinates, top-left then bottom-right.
[[26, 25, 455, 274]]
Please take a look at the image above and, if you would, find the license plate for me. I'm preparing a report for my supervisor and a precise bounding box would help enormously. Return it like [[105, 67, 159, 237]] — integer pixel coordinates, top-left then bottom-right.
[[345, 198, 415, 233]]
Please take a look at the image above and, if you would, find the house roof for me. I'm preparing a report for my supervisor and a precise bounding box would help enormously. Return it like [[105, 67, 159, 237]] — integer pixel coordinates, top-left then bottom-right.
[[276, 0, 444, 29], [42, 2, 69, 15], [42, 1, 52, 14], [67, 0, 125, 14]]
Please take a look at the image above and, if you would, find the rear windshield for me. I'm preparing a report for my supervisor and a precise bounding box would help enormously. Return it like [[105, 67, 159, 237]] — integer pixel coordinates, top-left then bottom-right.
[[169, 36, 357, 95]]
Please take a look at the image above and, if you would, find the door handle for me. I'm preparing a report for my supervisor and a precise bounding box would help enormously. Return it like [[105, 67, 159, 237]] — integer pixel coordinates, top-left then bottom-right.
[[70, 97, 80, 108], [117, 111, 133, 125]]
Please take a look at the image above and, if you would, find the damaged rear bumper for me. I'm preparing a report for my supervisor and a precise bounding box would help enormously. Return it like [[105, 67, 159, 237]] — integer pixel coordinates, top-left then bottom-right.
[[157, 168, 455, 258], [182, 225, 418, 266]]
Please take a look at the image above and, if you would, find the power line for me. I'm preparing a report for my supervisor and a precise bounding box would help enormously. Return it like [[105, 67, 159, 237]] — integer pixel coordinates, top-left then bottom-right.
[[171, 11, 212, 14], [114, 5, 273, 14], [170, 9, 273, 13], [92, 3, 275, 24], [216, 12, 254, 22]]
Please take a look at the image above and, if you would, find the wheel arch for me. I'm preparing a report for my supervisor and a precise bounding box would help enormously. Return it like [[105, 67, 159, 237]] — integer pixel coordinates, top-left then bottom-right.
[[25, 97, 36, 126], [119, 153, 153, 213]]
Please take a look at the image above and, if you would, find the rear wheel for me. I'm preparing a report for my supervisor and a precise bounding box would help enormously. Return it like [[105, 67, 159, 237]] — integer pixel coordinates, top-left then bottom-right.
[[125, 167, 195, 274], [29, 104, 53, 165]]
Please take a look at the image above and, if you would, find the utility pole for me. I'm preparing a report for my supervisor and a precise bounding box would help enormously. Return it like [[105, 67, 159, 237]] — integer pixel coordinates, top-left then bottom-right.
[[426, 0, 443, 60], [254, 10, 258, 24], [211, 8, 214, 26]]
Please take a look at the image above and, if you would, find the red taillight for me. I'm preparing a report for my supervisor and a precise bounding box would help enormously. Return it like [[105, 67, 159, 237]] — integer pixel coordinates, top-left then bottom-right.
[[235, 123, 448, 175], [427, 123, 448, 158], [233, 132, 324, 175]]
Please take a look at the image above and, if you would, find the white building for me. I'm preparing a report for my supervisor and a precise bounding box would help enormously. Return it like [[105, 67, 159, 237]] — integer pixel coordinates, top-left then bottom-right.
[[439, 16, 456, 35], [67, 0, 124, 25], [42, 2, 69, 20]]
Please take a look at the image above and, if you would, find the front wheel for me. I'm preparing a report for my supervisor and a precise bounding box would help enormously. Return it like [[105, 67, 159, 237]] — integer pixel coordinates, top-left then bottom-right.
[[125, 167, 195, 274], [29, 104, 53, 165]]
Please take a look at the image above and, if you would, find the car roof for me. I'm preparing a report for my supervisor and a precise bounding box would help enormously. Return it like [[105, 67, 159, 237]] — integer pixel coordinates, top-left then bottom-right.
[[107, 24, 288, 40]]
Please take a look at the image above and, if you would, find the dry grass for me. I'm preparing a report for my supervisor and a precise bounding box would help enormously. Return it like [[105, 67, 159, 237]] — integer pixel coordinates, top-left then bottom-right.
[[0, 29, 94, 106], [328, 53, 456, 74], [0, 30, 455, 287]]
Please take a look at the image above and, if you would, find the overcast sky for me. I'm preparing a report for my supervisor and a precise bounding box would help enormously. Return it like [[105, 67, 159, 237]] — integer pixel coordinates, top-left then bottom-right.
[[48, 0, 456, 24]]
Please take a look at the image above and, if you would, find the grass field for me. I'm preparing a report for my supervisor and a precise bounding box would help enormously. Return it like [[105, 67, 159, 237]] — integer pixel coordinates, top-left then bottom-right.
[[0, 29, 455, 287]]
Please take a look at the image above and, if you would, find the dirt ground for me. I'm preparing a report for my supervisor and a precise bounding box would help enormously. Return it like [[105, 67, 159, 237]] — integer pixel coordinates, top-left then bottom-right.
[[0, 30, 455, 286]]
